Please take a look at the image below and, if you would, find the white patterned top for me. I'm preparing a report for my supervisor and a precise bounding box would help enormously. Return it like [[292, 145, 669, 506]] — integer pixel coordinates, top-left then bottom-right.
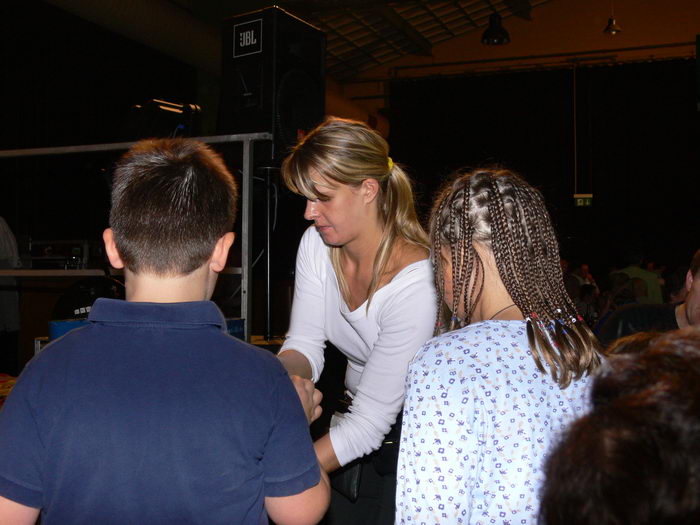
[[396, 320, 592, 525]]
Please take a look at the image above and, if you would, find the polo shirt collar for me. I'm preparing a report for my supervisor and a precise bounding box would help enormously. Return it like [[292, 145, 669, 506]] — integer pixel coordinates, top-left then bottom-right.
[[88, 298, 226, 329]]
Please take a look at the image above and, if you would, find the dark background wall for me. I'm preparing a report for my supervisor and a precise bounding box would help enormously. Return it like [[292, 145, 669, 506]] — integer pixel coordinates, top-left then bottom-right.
[[1, 2, 698, 276], [0, 1, 197, 243], [388, 59, 699, 273]]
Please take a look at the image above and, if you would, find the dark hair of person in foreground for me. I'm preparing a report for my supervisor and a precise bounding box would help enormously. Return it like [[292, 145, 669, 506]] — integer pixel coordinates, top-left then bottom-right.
[[604, 331, 660, 356], [539, 327, 700, 525]]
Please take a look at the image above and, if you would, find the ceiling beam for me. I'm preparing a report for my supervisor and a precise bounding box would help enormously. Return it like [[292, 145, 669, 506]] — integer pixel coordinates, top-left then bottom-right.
[[374, 6, 432, 57], [282, 0, 425, 14]]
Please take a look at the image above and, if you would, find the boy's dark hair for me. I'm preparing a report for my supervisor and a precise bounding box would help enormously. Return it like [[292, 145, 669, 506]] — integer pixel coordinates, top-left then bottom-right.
[[540, 328, 700, 525], [110, 138, 237, 275]]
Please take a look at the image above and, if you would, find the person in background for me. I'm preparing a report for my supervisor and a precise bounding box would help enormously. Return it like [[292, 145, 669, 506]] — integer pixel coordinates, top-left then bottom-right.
[[0, 217, 20, 376], [396, 167, 601, 524], [278, 117, 436, 524], [563, 261, 598, 304], [593, 272, 635, 332], [0, 138, 329, 525], [576, 283, 599, 327], [628, 276, 649, 302], [597, 248, 700, 346], [539, 327, 700, 525], [618, 249, 663, 304], [571, 262, 599, 291], [663, 265, 689, 303]]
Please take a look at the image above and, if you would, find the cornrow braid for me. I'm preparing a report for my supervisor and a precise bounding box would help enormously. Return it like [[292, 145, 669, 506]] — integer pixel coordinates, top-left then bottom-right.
[[462, 181, 483, 326], [431, 191, 448, 335], [429, 167, 601, 388], [450, 182, 476, 328], [486, 175, 532, 311]]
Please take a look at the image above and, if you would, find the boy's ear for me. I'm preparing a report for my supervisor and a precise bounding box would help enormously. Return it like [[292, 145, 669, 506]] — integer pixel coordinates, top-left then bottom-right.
[[210, 232, 235, 273], [103, 228, 124, 269]]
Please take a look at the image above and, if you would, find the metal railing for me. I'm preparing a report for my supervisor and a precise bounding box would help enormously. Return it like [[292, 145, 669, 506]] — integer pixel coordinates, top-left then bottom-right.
[[0, 132, 273, 341]]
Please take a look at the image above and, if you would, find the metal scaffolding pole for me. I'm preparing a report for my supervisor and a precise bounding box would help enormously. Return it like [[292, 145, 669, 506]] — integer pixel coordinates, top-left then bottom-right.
[[0, 132, 273, 341]]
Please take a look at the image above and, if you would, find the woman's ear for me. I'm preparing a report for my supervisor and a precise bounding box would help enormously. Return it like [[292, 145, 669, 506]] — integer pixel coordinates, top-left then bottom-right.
[[361, 178, 380, 204]]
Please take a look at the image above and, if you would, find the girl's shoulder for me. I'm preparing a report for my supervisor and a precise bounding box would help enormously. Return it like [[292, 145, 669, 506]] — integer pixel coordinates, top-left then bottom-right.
[[423, 320, 527, 350], [411, 321, 529, 373]]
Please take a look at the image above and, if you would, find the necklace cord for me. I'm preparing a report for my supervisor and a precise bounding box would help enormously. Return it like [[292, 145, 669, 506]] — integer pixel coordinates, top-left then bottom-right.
[[488, 303, 517, 320]]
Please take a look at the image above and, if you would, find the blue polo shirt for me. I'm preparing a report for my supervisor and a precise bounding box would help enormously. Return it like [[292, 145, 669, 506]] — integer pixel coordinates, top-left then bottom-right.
[[0, 298, 320, 525]]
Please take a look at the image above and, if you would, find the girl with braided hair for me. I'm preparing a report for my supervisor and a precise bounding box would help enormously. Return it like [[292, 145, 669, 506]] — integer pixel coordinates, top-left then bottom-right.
[[396, 167, 602, 524], [278, 117, 436, 523]]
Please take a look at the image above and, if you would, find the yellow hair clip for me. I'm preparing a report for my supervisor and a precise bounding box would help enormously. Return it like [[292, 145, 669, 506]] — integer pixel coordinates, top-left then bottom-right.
[[387, 157, 394, 172]]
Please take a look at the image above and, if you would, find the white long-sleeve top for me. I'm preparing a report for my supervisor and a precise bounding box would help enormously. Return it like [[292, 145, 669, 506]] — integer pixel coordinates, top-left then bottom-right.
[[280, 226, 437, 466]]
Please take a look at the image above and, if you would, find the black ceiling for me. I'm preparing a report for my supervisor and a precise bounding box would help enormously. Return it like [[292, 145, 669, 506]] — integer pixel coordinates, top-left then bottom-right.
[[173, 0, 551, 80]]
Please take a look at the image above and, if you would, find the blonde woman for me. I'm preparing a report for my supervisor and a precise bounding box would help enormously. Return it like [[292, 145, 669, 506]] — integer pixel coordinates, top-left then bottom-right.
[[278, 117, 436, 523], [397, 167, 602, 524]]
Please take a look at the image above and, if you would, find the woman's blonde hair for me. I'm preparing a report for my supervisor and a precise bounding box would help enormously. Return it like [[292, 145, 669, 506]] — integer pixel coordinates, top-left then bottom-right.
[[282, 117, 428, 307], [430, 166, 601, 387]]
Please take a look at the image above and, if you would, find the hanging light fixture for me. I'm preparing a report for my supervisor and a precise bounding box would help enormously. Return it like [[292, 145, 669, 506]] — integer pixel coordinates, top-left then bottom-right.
[[603, 2, 622, 35], [481, 13, 510, 45]]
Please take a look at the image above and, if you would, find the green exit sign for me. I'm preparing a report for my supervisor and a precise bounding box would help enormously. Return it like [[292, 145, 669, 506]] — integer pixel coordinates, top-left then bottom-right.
[[574, 193, 593, 207]]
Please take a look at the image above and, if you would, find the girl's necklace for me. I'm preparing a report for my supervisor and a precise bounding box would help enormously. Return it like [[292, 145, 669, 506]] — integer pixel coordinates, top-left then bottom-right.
[[488, 303, 517, 320]]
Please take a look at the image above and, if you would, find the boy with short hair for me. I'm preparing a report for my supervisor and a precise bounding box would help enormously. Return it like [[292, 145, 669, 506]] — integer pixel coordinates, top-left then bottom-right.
[[0, 138, 329, 525]]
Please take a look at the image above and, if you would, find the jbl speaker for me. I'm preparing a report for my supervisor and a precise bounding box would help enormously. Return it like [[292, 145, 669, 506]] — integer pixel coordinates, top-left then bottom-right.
[[219, 6, 326, 165]]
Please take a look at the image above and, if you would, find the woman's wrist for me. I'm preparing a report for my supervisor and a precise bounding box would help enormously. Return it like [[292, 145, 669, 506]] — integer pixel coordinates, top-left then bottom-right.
[[278, 349, 313, 380], [314, 434, 341, 473]]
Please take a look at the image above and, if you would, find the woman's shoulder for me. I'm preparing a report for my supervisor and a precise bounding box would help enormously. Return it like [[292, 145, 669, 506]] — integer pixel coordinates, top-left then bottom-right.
[[399, 241, 429, 264], [393, 241, 429, 269], [376, 258, 435, 314], [386, 242, 431, 282]]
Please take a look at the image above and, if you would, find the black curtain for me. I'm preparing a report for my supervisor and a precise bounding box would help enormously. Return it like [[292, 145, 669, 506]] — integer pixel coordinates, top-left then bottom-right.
[[388, 59, 698, 271], [0, 1, 197, 241]]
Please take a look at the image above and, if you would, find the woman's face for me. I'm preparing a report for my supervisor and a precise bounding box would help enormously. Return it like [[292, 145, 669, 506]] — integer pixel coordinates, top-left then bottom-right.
[[303, 173, 371, 247]]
